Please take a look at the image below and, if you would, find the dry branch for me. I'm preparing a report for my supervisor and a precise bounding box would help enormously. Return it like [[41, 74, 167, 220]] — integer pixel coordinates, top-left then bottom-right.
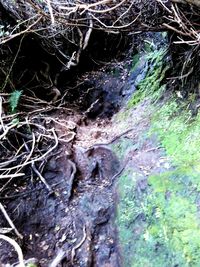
[[0, 0, 164, 69], [0, 94, 75, 198], [157, 0, 200, 45]]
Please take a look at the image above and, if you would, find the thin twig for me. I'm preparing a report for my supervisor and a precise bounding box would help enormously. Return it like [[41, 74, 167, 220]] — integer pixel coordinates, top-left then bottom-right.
[[67, 160, 77, 200], [1, 34, 25, 91], [49, 249, 66, 267], [0, 128, 58, 171], [0, 97, 5, 133], [0, 16, 42, 45], [85, 127, 136, 152], [31, 161, 52, 192], [45, 0, 55, 25], [0, 203, 23, 239], [23, 138, 52, 192]]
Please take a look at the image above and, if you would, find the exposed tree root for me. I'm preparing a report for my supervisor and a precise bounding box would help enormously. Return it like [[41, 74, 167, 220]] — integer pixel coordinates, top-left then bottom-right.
[[0, 235, 25, 267], [71, 225, 87, 264]]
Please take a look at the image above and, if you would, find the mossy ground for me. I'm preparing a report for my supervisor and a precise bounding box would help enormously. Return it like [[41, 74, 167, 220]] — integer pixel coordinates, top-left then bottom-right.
[[116, 97, 200, 267], [127, 45, 169, 108], [115, 43, 200, 266]]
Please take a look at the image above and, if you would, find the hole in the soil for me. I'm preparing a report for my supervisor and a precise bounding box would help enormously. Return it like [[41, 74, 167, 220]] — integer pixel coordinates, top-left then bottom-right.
[[7, 31, 132, 118]]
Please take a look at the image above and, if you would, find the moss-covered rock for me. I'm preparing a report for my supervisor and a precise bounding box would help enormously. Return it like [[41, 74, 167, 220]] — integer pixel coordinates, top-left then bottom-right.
[[127, 47, 169, 108]]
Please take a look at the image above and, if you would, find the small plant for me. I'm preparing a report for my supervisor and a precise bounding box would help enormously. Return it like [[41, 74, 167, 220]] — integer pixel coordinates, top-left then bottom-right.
[[9, 90, 22, 113], [0, 24, 10, 38]]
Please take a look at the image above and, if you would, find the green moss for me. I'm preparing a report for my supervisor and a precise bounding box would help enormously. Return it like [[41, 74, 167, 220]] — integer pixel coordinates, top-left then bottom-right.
[[116, 170, 143, 266], [116, 95, 200, 266], [131, 53, 140, 72], [145, 173, 200, 266], [114, 31, 200, 266], [151, 99, 200, 177], [117, 169, 200, 266], [127, 48, 169, 108], [26, 263, 38, 267], [142, 98, 200, 266]]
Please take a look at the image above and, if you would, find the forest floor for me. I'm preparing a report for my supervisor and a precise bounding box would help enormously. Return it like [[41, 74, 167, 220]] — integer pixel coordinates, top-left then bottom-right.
[[1, 32, 200, 267], [0, 95, 167, 267]]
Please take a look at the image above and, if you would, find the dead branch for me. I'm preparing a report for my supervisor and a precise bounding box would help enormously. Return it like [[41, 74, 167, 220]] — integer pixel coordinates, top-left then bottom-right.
[[0, 0, 153, 69], [31, 161, 52, 192], [23, 139, 53, 192], [85, 127, 136, 152], [157, 1, 200, 45], [67, 160, 77, 201], [0, 173, 25, 179], [0, 94, 75, 199]]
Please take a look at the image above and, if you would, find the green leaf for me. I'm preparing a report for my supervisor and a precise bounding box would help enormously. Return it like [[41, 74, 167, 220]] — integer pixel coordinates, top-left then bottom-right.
[[9, 90, 22, 112]]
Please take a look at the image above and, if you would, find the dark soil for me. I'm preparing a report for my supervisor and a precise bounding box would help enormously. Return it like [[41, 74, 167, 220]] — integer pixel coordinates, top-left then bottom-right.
[[0, 31, 167, 267], [0, 112, 121, 266], [0, 66, 130, 266]]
